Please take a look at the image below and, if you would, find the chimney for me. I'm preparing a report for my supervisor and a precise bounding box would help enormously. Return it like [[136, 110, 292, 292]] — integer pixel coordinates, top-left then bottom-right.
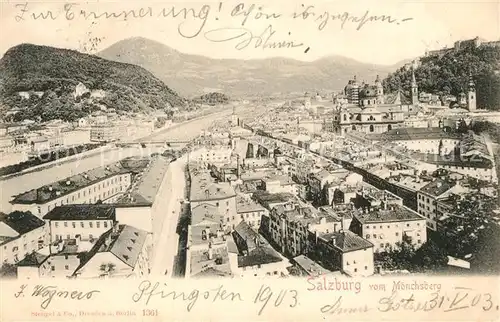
[[331, 236, 337, 246], [205, 189, 210, 199], [66, 180, 71, 186]]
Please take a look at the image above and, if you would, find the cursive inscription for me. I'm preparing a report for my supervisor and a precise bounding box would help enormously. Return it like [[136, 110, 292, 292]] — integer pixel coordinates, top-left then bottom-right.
[[321, 296, 371, 315], [13, 284, 100, 310], [292, 6, 413, 31], [132, 280, 243, 312], [204, 25, 303, 51], [378, 288, 497, 313]]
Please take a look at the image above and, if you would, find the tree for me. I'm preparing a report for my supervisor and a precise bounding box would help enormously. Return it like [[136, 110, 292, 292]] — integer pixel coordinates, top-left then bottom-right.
[[412, 240, 448, 272], [0, 263, 18, 279]]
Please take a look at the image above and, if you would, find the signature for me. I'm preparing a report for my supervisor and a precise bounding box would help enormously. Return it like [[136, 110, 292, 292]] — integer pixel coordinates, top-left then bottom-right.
[[14, 284, 100, 310], [204, 25, 304, 51]]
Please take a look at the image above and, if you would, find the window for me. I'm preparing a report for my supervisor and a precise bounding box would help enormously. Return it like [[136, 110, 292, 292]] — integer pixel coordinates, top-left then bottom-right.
[[65, 265, 69, 270], [373, 234, 377, 238], [64, 222, 68, 227], [55, 222, 59, 228], [89, 234, 93, 240], [395, 232, 399, 237], [80, 222, 84, 228], [216, 202, 219, 206], [51, 266, 55, 271], [354, 268, 358, 272], [72, 222, 76, 228], [365, 266, 368, 270], [104, 222, 108, 228], [96, 222, 100, 228], [89, 222, 93, 228], [366, 234, 370, 239]]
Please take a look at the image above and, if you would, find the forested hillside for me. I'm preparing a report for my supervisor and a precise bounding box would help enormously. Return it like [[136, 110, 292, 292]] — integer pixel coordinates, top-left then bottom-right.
[[0, 44, 186, 122], [383, 46, 500, 110]]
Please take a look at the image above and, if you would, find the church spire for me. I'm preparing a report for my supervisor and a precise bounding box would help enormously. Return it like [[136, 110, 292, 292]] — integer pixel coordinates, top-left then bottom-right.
[[411, 64, 418, 105]]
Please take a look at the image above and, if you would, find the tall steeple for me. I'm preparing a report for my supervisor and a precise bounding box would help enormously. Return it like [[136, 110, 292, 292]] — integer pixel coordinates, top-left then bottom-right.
[[411, 65, 418, 105], [375, 74, 384, 103]]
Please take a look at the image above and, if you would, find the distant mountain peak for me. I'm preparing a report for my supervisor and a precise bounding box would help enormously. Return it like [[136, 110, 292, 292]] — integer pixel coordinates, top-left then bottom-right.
[[98, 37, 406, 97]]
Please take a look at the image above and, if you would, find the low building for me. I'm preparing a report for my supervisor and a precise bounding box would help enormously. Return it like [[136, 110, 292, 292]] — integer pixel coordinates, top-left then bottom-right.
[[73, 224, 151, 278], [311, 230, 374, 277], [189, 168, 238, 231], [189, 146, 233, 165], [90, 123, 118, 143], [185, 206, 232, 278], [269, 204, 342, 257], [229, 221, 289, 277], [236, 195, 268, 231], [10, 159, 145, 218], [291, 254, 336, 276], [43, 204, 116, 244], [350, 204, 427, 253], [262, 174, 298, 195], [17, 247, 81, 279], [417, 178, 467, 230], [0, 211, 46, 264]]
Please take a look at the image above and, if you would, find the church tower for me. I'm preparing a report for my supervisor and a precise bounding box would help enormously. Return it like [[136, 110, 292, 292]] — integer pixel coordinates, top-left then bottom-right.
[[231, 105, 239, 125], [375, 75, 384, 104], [351, 75, 360, 106], [411, 68, 419, 105], [468, 74, 477, 111]]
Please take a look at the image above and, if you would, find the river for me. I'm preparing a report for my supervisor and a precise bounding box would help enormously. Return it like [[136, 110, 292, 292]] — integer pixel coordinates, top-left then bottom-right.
[[0, 109, 233, 212]]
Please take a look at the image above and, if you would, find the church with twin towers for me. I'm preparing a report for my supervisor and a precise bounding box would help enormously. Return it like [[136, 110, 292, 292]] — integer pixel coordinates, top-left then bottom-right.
[[330, 64, 476, 135]]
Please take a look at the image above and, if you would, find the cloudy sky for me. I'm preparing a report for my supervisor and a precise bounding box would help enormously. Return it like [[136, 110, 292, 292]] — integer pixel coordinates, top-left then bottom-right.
[[0, 0, 498, 65]]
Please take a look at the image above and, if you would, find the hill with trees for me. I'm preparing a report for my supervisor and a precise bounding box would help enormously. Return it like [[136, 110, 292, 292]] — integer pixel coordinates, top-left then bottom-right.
[[383, 45, 500, 110], [0, 44, 187, 122]]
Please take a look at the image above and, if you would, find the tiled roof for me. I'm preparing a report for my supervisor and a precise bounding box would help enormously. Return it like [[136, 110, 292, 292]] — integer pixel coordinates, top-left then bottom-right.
[[16, 252, 49, 267], [354, 204, 425, 224], [109, 225, 148, 268], [232, 222, 283, 268], [191, 203, 223, 225], [419, 178, 455, 197], [43, 204, 116, 221], [236, 195, 266, 213], [319, 230, 373, 253], [74, 224, 148, 274], [11, 157, 149, 205], [190, 171, 236, 201], [293, 255, 332, 275], [0, 211, 45, 235], [117, 156, 170, 205]]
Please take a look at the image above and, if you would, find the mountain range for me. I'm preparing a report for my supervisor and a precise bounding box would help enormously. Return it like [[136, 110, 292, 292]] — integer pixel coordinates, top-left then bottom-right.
[[98, 37, 407, 97]]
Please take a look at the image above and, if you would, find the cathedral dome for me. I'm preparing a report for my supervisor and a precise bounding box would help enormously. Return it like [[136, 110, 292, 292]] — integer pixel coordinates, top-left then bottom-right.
[[359, 86, 378, 99]]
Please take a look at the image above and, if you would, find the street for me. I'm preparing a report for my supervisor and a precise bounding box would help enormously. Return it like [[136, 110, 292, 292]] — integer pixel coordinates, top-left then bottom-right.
[[150, 156, 188, 277]]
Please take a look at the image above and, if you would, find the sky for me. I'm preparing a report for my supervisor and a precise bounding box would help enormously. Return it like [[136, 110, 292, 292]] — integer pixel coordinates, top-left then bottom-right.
[[0, 0, 499, 65]]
